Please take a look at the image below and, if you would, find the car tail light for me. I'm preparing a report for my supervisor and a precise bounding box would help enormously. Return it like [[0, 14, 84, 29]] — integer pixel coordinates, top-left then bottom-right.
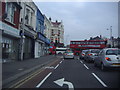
[[88, 54, 92, 56], [105, 57, 111, 61], [82, 54, 84, 56]]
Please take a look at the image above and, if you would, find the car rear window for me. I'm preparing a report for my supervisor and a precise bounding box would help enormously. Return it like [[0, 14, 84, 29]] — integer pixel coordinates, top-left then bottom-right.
[[106, 49, 120, 55], [91, 50, 100, 53], [82, 50, 88, 53]]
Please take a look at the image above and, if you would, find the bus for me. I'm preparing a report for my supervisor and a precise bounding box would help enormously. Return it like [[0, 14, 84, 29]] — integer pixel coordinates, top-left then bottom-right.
[[70, 40, 107, 55], [49, 46, 56, 55], [56, 47, 67, 54]]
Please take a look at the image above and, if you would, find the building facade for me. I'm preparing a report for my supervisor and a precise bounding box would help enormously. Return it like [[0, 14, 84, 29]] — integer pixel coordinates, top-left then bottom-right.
[[0, 1, 22, 62], [44, 17, 64, 47], [44, 16, 52, 40], [19, 1, 37, 60], [50, 20, 64, 44], [35, 8, 45, 58]]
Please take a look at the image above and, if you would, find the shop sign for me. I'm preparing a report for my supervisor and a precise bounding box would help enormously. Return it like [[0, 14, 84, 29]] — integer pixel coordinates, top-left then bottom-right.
[[38, 33, 45, 41], [0, 21, 20, 37], [46, 38, 50, 44]]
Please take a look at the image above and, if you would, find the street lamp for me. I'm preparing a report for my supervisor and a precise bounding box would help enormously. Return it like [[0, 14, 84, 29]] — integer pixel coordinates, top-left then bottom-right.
[[107, 26, 112, 48]]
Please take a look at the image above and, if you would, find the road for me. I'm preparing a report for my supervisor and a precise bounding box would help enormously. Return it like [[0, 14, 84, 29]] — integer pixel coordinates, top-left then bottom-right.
[[8, 56, 120, 89]]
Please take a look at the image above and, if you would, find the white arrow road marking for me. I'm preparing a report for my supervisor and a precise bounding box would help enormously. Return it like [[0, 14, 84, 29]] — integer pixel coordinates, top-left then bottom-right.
[[36, 72, 52, 88], [54, 78, 74, 90], [92, 73, 107, 87]]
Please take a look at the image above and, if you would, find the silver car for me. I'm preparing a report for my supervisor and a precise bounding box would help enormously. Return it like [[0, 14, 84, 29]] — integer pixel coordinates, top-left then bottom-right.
[[63, 51, 74, 59], [84, 49, 100, 62], [80, 50, 89, 59], [94, 48, 120, 70]]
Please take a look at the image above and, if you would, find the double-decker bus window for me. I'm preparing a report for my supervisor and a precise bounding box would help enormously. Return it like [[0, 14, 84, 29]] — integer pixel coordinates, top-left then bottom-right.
[[73, 42, 75, 44], [100, 41, 105, 44]]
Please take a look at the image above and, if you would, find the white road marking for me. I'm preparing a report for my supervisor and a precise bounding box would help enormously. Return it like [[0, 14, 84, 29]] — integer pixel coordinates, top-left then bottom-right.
[[60, 61, 63, 64], [55, 64, 59, 69], [54, 78, 74, 90], [83, 64, 89, 69], [44, 66, 54, 69], [92, 73, 107, 87], [18, 68, 24, 70], [80, 60, 83, 63], [36, 72, 52, 88]]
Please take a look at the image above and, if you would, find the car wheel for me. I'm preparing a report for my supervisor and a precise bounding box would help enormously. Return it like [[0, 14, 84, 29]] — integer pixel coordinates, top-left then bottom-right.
[[101, 63, 106, 71]]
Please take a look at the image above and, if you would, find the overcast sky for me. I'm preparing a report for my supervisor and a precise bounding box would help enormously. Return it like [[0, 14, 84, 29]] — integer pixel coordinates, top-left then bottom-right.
[[34, 1, 118, 45]]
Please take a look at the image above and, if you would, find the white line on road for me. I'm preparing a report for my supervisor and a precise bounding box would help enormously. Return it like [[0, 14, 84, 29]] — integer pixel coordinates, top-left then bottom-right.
[[92, 73, 107, 87], [60, 61, 63, 64], [83, 64, 89, 69], [55, 64, 59, 69], [80, 60, 83, 64], [36, 72, 52, 88]]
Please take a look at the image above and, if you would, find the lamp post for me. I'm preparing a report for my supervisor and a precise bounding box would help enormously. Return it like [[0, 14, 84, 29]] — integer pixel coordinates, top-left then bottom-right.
[[19, 2, 26, 60], [107, 26, 112, 48]]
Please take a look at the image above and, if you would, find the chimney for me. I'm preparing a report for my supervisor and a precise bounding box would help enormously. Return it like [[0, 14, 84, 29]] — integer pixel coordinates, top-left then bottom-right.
[[49, 17, 51, 21], [56, 20, 58, 23]]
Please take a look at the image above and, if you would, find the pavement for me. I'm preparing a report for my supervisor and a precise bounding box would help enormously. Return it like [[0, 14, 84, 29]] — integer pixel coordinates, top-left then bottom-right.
[[2, 55, 61, 87]]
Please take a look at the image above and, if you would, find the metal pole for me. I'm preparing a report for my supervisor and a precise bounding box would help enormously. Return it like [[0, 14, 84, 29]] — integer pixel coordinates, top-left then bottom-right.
[[110, 26, 112, 48], [20, 2, 26, 60]]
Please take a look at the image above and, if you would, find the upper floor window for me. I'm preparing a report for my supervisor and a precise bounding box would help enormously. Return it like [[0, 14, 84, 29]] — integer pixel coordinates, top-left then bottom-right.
[[25, 8, 30, 25], [5, 2, 16, 23]]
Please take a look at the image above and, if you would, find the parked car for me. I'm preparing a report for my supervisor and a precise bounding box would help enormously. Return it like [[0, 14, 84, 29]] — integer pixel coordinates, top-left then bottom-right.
[[84, 49, 100, 62], [63, 51, 74, 59], [94, 48, 120, 70], [80, 50, 89, 59]]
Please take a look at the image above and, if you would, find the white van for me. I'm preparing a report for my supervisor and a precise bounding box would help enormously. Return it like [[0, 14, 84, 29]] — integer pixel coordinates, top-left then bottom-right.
[[56, 47, 67, 54]]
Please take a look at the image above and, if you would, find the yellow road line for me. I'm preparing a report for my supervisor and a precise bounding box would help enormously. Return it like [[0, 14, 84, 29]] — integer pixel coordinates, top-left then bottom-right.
[[9, 59, 60, 88], [9, 68, 45, 88]]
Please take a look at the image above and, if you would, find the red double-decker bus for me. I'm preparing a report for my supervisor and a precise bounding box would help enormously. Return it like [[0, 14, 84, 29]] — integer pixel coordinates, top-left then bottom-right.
[[70, 40, 107, 55]]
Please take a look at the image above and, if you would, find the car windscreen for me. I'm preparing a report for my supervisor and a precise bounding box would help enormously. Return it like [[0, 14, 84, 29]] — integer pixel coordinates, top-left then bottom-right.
[[106, 49, 120, 55]]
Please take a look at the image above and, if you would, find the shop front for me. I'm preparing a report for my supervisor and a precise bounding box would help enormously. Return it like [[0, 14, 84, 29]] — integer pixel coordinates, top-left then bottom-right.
[[35, 32, 46, 58], [23, 31, 35, 59], [45, 38, 50, 55], [0, 21, 20, 62]]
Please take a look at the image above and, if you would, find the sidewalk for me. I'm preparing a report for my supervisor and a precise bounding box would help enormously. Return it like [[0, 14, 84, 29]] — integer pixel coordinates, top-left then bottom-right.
[[2, 55, 61, 87]]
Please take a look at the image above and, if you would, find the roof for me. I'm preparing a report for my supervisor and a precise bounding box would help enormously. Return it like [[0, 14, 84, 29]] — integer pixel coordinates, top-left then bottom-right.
[[51, 22, 61, 26]]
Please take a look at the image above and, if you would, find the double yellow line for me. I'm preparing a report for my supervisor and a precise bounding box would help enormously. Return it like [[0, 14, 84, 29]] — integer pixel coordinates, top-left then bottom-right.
[[9, 59, 60, 89], [9, 67, 45, 89]]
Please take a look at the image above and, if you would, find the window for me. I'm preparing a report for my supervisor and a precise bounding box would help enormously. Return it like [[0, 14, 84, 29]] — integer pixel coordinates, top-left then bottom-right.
[[25, 9, 30, 24], [51, 29, 54, 36], [5, 2, 16, 23], [38, 23, 41, 32], [106, 49, 120, 55], [30, 12, 33, 26], [99, 50, 103, 56]]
